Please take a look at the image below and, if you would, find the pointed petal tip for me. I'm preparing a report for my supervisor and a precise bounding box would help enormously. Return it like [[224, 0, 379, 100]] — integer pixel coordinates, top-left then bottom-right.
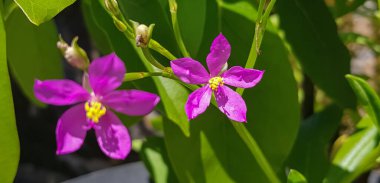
[[186, 114, 195, 121], [217, 33, 226, 39], [55, 148, 70, 155], [94, 111, 132, 160], [108, 152, 129, 160], [55, 150, 62, 155]]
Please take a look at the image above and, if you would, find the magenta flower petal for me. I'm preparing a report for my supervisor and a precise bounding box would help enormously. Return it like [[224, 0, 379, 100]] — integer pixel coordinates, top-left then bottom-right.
[[221, 66, 264, 88], [34, 80, 89, 106], [206, 33, 231, 76], [185, 86, 212, 120], [94, 111, 131, 160], [56, 104, 89, 155], [102, 90, 160, 116], [215, 86, 247, 122], [171, 58, 210, 84], [88, 53, 126, 95]]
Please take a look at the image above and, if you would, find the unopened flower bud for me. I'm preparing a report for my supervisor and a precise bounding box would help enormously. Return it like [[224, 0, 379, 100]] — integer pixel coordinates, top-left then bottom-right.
[[105, 0, 120, 16], [57, 35, 69, 54], [169, 0, 177, 13], [58, 36, 90, 71], [134, 23, 155, 48], [113, 16, 127, 32]]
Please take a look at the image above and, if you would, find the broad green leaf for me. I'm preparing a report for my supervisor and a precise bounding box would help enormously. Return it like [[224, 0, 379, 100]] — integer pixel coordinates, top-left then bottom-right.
[[176, 0, 206, 56], [288, 169, 308, 183], [287, 105, 343, 183], [277, 0, 356, 109], [164, 1, 300, 182], [140, 137, 178, 183], [325, 116, 379, 183], [346, 74, 380, 130], [14, 0, 76, 25], [81, 0, 190, 136], [5, 9, 63, 106], [151, 76, 190, 137], [0, 9, 20, 183]]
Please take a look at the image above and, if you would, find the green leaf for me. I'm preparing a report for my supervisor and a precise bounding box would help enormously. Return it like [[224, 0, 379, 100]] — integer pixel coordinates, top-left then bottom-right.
[[176, 0, 206, 56], [346, 74, 380, 130], [0, 9, 20, 183], [163, 1, 300, 182], [288, 169, 308, 183], [218, 1, 257, 22], [325, 116, 379, 182], [14, 0, 76, 25], [287, 105, 343, 183], [277, 0, 356, 109], [151, 76, 190, 136], [5, 9, 63, 106], [140, 137, 178, 183]]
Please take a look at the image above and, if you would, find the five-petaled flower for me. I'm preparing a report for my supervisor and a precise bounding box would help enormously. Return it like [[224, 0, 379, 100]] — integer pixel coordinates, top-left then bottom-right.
[[34, 53, 160, 159], [171, 34, 264, 122]]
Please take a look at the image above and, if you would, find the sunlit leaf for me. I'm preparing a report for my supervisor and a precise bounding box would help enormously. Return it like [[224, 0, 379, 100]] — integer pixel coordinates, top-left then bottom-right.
[[0, 9, 20, 183], [14, 0, 76, 25], [346, 74, 380, 130], [325, 116, 379, 182], [140, 137, 178, 183], [288, 169, 308, 183]]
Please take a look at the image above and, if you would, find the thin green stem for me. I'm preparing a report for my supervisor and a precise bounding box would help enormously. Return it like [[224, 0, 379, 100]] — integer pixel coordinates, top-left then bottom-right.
[[231, 123, 281, 183], [141, 48, 166, 70], [216, 0, 223, 32], [149, 39, 177, 60], [124, 72, 163, 82], [237, 0, 276, 95], [245, 0, 265, 69], [168, 0, 190, 57]]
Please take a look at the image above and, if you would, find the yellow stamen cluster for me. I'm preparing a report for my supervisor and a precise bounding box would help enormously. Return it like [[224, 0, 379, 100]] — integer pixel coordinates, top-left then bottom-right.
[[85, 101, 106, 123], [209, 76, 224, 91]]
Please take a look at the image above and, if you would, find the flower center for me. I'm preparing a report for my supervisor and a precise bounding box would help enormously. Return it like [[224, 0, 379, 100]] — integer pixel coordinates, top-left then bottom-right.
[[85, 101, 106, 123], [208, 76, 224, 91]]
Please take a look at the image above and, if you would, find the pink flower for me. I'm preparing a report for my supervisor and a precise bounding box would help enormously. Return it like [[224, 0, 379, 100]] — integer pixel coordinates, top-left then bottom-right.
[[170, 34, 264, 122], [34, 53, 160, 159]]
